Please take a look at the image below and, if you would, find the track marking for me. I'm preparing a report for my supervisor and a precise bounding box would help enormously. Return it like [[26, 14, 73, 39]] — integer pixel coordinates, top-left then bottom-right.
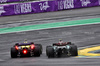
[[0, 18, 100, 34], [78, 45, 100, 56], [75, 55, 100, 58]]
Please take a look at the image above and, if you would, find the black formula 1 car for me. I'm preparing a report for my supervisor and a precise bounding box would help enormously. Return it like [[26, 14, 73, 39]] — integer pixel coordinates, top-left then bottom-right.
[[46, 42, 78, 58], [10, 42, 42, 58]]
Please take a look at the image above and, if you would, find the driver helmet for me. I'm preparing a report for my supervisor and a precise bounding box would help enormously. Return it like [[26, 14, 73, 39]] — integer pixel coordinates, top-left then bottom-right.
[[59, 39, 63, 44], [24, 39, 28, 43]]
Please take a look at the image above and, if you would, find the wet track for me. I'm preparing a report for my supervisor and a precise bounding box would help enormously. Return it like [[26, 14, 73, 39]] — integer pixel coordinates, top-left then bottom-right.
[[1, 24, 100, 66], [0, 7, 100, 66]]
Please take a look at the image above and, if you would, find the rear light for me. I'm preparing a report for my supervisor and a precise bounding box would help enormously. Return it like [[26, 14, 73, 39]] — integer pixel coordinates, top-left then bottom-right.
[[23, 49, 27, 54], [31, 44, 35, 49], [15, 46, 18, 50]]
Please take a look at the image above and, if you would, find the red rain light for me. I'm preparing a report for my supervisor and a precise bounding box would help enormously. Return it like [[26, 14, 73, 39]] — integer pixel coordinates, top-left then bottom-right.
[[15, 46, 18, 50], [31, 44, 35, 49], [23, 49, 27, 54]]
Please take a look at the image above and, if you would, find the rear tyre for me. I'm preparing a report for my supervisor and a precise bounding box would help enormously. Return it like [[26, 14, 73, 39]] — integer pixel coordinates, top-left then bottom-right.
[[35, 44, 42, 54], [46, 46, 54, 58], [70, 45, 78, 56], [46, 46, 51, 56], [11, 47, 18, 58], [34, 45, 41, 57]]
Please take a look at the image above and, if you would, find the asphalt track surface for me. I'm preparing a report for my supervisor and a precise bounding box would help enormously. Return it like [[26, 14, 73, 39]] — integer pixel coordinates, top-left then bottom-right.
[[1, 24, 100, 66], [0, 7, 100, 66]]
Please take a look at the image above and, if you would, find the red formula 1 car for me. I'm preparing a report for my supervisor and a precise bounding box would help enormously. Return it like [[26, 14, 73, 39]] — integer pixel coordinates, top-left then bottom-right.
[[10, 42, 42, 58]]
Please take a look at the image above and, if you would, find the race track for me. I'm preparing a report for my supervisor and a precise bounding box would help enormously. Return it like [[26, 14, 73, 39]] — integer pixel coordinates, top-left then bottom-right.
[[0, 6, 100, 66], [0, 24, 100, 66]]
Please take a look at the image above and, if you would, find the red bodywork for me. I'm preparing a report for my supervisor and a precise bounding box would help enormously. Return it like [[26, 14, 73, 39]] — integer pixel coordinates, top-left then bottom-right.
[[15, 46, 18, 50]]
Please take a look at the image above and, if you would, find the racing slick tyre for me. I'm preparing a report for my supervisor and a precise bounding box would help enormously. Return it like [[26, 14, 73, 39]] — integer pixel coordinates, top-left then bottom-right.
[[46, 46, 54, 58], [46, 46, 51, 56], [35, 44, 42, 54], [34, 45, 41, 57], [70, 45, 78, 56], [11, 47, 18, 58]]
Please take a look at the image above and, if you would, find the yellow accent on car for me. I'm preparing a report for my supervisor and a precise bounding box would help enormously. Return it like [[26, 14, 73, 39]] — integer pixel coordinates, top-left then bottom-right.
[[21, 45, 31, 49]]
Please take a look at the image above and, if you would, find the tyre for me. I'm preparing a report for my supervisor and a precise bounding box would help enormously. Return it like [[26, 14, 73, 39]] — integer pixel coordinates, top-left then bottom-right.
[[34, 45, 41, 57], [70, 45, 78, 56], [11, 47, 18, 58], [46, 46, 51, 56], [46, 46, 54, 58], [35, 44, 42, 54]]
